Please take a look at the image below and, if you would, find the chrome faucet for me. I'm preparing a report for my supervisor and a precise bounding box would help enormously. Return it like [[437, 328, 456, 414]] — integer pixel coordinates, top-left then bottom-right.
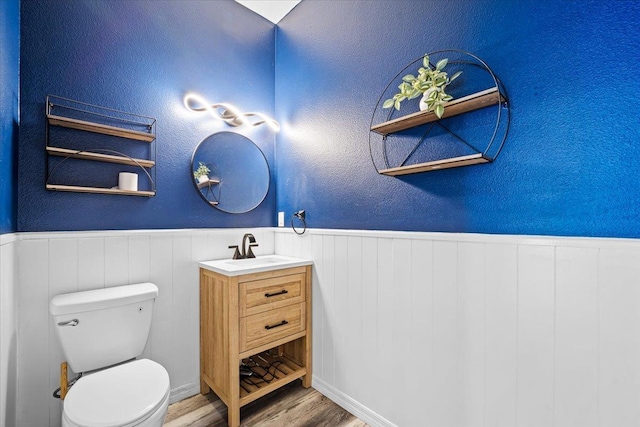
[[228, 233, 259, 259]]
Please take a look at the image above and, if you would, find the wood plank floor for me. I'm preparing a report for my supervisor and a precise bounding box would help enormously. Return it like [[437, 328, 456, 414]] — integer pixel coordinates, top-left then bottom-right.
[[163, 381, 369, 427]]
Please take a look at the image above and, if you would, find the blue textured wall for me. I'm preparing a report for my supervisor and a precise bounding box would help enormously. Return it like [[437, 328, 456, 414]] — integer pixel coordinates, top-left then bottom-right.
[[19, 0, 276, 231], [16, 0, 640, 236], [0, 0, 19, 234], [275, 0, 640, 237]]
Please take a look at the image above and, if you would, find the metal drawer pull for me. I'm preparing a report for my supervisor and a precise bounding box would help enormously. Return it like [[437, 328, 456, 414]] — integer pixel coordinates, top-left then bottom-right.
[[265, 320, 288, 330], [58, 319, 79, 327], [265, 290, 288, 298]]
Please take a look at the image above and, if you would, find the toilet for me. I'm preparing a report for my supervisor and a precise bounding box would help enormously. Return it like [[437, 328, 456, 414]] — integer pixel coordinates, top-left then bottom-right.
[[50, 283, 170, 427]]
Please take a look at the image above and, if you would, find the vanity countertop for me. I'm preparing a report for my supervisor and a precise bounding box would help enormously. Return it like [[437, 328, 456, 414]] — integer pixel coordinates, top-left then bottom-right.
[[199, 254, 312, 276]]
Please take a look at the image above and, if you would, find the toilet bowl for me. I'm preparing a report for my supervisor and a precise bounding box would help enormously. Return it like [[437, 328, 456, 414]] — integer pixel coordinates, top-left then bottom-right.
[[62, 359, 170, 427]]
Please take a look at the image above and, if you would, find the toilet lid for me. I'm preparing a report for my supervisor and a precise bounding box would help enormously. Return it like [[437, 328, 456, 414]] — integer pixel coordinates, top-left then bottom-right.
[[64, 359, 170, 427]]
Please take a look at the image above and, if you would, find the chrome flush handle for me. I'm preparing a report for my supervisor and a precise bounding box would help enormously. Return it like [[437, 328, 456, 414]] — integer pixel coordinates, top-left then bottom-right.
[[58, 319, 79, 327]]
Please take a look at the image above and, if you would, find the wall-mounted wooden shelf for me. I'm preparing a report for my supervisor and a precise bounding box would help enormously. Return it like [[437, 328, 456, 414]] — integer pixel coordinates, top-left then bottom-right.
[[371, 87, 504, 136], [379, 153, 490, 176], [46, 184, 155, 197], [197, 179, 220, 188], [46, 146, 155, 168], [47, 114, 155, 142]]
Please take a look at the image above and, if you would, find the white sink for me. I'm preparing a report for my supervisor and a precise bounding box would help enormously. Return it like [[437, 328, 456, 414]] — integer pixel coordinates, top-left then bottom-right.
[[199, 254, 312, 276]]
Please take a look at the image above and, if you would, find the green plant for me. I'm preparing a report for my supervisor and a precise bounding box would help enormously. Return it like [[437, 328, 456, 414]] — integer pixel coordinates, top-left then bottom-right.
[[383, 55, 462, 118], [194, 162, 211, 180]]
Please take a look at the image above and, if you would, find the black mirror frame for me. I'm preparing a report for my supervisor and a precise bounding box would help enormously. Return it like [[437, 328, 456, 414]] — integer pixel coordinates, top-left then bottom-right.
[[190, 131, 270, 214]]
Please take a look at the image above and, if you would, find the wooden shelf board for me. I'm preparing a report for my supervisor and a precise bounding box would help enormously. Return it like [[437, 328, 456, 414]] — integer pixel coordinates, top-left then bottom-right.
[[239, 351, 306, 407], [47, 114, 155, 142], [371, 87, 505, 135], [46, 184, 155, 197], [46, 146, 155, 168], [197, 179, 221, 188], [379, 153, 490, 176]]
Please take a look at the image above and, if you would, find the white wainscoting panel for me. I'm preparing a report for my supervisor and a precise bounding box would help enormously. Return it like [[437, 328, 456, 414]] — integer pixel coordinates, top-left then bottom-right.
[[345, 235, 363, 402], [18, 237, 49, 427], [360, 236, 380, 413], [554, 246, 598, 427], [458, 242, 485, 427], [0, 235, 17, 427], [407, 238, 433, 427], [598, 247, 640, 426], [484, 243, 517, 427], [275, 228, 640, 427], [9, 227, 640, 427], [517, 244, 555, 427], [15, 228, 273, 427]]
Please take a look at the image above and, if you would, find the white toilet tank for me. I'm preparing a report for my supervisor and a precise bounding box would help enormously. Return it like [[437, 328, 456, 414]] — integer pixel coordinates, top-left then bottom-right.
[[50, 283, 159, 373]]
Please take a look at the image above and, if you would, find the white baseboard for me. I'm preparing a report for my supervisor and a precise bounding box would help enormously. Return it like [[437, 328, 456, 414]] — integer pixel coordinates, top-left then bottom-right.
[[312, 376, 398, 427], [169, 382, 200, 405]]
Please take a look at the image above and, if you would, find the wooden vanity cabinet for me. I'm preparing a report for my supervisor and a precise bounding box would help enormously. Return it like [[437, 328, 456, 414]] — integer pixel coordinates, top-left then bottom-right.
[[200, 265, 312, 427]]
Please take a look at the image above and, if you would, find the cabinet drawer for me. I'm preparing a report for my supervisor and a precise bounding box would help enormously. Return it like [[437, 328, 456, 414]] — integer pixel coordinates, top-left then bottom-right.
[[240, 303, 305, 353], [239, 273, 305, 317]]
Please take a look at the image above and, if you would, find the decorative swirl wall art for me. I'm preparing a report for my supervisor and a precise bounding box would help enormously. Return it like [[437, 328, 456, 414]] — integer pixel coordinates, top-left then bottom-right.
[[183, 93, 280, 132]]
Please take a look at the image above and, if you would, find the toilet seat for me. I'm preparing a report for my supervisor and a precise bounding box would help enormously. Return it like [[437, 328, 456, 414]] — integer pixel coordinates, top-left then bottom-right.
[[63, 359, 170, 427]]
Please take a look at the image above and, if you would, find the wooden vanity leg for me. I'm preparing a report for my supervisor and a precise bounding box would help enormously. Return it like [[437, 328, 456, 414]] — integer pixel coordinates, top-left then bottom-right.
[[200, 272, 212, 396], [228, 278, 241, 427], [227, 364, 240, 427], [302, 265, 313, 389], [302, 374, 312, 388], [200, 378, 210, 395], [228, 402, 240, 427]]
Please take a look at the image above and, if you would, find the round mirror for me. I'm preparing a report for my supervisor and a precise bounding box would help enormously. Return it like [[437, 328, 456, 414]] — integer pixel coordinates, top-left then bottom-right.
[[191, 132, 270, 213]]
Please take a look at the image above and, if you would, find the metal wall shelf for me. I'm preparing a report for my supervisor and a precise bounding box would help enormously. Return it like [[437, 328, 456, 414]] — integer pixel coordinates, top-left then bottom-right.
[[369, 50, 510, 176], [45, 95, 157, 197]]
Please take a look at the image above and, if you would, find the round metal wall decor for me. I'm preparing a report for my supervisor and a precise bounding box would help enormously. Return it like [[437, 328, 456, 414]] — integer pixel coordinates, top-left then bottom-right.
[[369, 49, 510, 176]]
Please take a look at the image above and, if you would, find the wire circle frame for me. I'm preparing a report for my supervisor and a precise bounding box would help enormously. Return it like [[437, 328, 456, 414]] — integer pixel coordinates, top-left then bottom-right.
[[368, 49, 510, 174]]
